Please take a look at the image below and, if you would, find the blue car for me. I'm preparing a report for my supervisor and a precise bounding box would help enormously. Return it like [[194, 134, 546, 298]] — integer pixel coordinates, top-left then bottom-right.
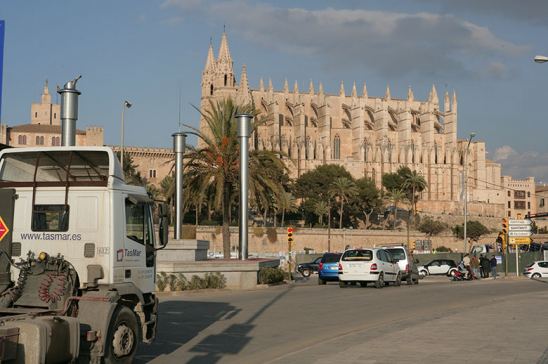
[[318, 253, 342, 285]]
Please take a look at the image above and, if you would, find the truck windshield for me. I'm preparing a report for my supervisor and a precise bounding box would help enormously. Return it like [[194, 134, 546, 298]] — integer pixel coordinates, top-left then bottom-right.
[[0, 151, 109, 183]]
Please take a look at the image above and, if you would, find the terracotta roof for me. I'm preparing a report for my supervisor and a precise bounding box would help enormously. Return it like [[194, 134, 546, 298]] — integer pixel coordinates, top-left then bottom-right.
[[7, 124, 85, 135]]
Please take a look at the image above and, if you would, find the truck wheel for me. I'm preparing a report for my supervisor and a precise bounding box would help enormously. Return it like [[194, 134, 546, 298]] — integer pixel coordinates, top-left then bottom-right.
[[301, 269, 311, 278], [104, 306, 139, 364]]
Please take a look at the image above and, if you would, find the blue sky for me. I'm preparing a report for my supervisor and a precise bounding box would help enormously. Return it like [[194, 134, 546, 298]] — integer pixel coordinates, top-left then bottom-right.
[[1, 0, 547, 182]]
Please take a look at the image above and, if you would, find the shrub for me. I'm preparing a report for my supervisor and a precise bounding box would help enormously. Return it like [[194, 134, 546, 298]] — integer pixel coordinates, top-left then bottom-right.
[[266, 227, 278, 243], [156, 272, 168, 291], [204, 272, 227, 289], [182, 225, 197, 239], [253, 227, 265, 237], [175, 273, 189, 290], [168, 274, 178, 291], [258, 267, 285, 284], [435, 246, 452, 253], [189, 275, 208, 290]]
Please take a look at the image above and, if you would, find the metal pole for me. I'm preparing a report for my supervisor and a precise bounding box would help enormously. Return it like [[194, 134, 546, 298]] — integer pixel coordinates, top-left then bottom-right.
[[463, 133, 475, 253], [172, 132, 186, 240], [237, 114, 252, 260], [58, 76, 81, 146], [515, 243, 519, 277], [121, 100, 132, 171], [121, 105, 125, 171]]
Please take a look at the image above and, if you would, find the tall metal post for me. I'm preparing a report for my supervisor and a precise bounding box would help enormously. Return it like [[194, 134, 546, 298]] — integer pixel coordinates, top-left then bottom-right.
[[463, 133, 475, 253], [237, 114, 252, 260], [58, 76, 82, 146], [172, 132, 186, 240], [120, 100, 132, 171]]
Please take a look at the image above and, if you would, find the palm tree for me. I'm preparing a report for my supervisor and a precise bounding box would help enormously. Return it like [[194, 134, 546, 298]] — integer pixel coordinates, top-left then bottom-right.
[[184, 98, 286, 259], [385, 189, 408, 230], [329, 177, 358, 229], [402, 170, 428, 218], [275, 191, 297, 227], [313, 200, 330, 226]]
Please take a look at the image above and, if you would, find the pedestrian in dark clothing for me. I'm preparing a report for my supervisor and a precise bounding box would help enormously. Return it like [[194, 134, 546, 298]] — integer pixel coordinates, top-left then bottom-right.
[[480, 255, 490, 278], [490, 256, 498, 279]]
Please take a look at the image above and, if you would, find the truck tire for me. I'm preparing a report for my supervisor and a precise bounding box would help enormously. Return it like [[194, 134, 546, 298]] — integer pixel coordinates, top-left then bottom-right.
[[104, 306, 139, 364]]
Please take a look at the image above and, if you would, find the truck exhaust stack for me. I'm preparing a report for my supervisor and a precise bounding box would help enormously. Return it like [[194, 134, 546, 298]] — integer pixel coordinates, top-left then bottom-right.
[[57, 76, 82, 146]]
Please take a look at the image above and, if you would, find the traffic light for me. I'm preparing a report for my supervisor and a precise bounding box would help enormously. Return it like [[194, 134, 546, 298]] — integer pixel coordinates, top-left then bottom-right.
[[501, 218, 508, 235], [287, 227, 294, 243], [409, 241, 416, 251], [497, 233, 506, 253]]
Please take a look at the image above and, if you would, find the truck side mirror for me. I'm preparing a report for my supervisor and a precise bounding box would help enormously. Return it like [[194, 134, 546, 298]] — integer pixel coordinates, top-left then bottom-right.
[[156, 203, 169, 250]]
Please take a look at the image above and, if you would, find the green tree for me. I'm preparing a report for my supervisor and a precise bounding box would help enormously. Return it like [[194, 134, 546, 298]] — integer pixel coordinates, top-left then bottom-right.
[[313, 200, 330, 226], [352, 177, 382, 229], [385, 189, 408, 229], [418, 217, 447, 237], [330, 177, 358, 229], [116, 152, 143, 186], [184, 98, 286, 258], [402, 170, 428, 217], [452, 220, 490, 245], [275, 191, 298, 227], [382, 166, 411, 192]]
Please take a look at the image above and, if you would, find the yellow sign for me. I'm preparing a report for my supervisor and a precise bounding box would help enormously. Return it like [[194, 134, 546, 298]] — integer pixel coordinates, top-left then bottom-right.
[[0, 216, 9, 242], [509, 237, 531, 245]]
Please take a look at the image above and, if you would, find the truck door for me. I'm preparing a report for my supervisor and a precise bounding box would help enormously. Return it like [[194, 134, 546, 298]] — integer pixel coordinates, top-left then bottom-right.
[[0, 189, 14, 292]]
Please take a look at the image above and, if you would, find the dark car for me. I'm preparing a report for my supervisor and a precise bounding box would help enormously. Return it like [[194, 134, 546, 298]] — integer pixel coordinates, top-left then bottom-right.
[[418, 259, 458, 277], [318, 253, 342, 284], [297, 256, 322, 277]]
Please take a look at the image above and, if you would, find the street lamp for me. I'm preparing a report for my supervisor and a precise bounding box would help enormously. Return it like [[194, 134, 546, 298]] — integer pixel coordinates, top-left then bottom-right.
[[534, 55, 548, 63], [120, 100, 132, 171], [463, 132, 476, 253]]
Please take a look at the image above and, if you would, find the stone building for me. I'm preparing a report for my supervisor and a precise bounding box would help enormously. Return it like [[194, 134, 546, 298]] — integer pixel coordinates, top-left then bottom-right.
[[199, 32, 510, 216], [0, 81, 104, 147], [501, 176, 537, 219]]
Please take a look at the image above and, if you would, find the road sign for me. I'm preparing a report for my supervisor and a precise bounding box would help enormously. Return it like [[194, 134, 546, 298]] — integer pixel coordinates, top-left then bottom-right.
[[508, 225, 532, 231], [510, 237, 532, 245], [508, 231, 532, 237], [0, 216, 9, 242], [509, 219, 532, 226]]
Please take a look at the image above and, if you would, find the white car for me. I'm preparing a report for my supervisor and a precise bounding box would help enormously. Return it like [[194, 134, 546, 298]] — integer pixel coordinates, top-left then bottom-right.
[[524, 261, 548, 278], [338, 248, 401, 288]]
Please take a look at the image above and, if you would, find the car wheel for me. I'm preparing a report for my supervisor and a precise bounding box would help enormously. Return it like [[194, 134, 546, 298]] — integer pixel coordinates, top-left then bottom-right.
[[318, 278, 326, 285], [395, 272, 402, 286], [359, 281, 367, 287], [375, 273, 384, 289], [419, 270, 428, 278], [301, 269, 311, 278], [339, 281, 347, 288], [448, 269, 457, 277], [532, 273, 541, 279]]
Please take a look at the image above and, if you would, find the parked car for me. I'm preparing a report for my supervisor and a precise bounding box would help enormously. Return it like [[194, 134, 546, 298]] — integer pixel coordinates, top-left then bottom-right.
[[383, 246, 420, 285], [524, 261, 548, 278], [318, 253, 342, 285], [338, 248, 401, 288], [297, 256, 322, 277], [418, 259, 458, 277]]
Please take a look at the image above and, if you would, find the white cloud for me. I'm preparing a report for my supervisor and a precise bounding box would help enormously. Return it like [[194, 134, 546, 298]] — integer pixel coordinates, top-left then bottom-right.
[[493, 145, 548, 182], [164, 1, 529, 78]]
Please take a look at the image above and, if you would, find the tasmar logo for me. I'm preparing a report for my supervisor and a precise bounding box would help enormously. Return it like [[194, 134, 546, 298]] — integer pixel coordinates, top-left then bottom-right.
[[116, 248, 142, 262]]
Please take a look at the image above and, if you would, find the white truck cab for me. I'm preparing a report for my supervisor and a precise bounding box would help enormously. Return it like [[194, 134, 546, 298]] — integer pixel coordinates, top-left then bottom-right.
[[0, 146, 168, 363]]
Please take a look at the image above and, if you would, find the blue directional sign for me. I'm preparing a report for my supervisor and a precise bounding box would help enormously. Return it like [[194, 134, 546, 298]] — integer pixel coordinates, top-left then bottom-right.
[[0, 20, 4, 124]]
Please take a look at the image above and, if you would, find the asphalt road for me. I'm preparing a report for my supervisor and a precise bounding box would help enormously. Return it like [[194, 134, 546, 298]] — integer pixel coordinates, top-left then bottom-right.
[[136, 276, 548, 364]]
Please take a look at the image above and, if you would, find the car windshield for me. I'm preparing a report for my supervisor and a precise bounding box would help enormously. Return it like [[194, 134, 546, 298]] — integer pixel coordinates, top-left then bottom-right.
[[342, 250, 373, 261], [322, 253, 341, 263], [386, 248, 405, 261]]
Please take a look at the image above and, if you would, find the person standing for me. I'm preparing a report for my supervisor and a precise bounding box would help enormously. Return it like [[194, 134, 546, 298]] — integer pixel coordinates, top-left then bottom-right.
[[480, 255, 490, 278], [490, 256, 498, 279], [470, 255, 480, 279]]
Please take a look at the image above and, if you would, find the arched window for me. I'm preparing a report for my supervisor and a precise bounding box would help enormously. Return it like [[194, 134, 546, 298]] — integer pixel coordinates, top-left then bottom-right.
[[210, 84, 213, 96], [34, 112, 37, 118], [333, 135, 341, 160], [224, 74, 227, 86]]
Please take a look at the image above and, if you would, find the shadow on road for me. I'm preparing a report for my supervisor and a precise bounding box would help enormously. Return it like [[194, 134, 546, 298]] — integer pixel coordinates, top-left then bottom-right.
[[135, 300, 239, 363], [187, 285, 294, 363]]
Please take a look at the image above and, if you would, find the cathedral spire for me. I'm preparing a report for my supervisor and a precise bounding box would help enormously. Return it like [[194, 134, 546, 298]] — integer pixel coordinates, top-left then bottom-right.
[[309, 80, 315, 95], [318, 82, 324, 96], [407, 86, 414, 102], [444, 91, 450, 113], [217, 31, 232, 63], [430, 84, 439, 104], [384, 84, 391, 101], [293, 80, 299, 95], [259, 78, 265, 92], [268, 78, 273, 92], [351, 81, 357, 98], [362, 81, 368, 98], [239, 65, 249, 95], [283, 79, 289, 94], [452, 90, 458, 113], [339, 81, 346, 97], [203, 41, 215, 73]]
